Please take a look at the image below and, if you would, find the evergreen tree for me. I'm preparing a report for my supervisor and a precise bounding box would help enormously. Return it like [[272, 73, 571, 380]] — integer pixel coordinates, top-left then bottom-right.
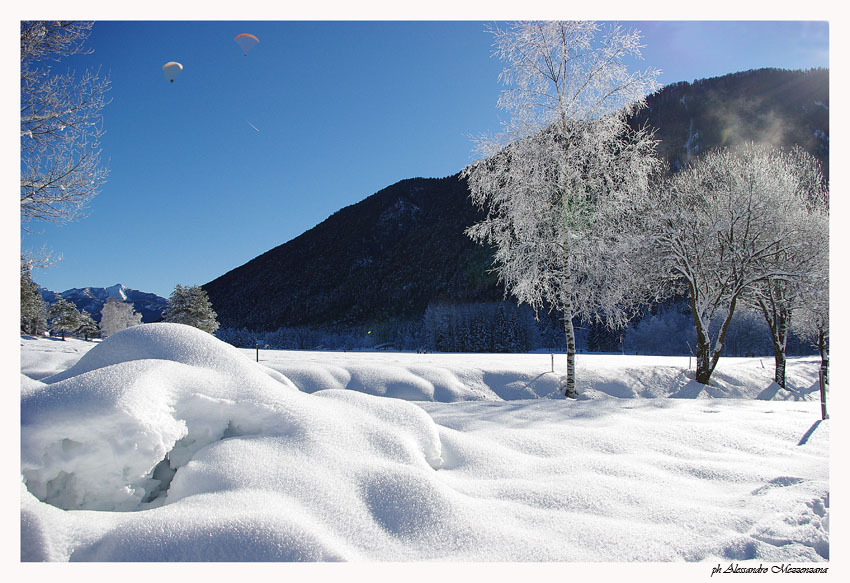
[[164, 285, 220, 334], [76, 309, 100, 340], [586, 321, 620, 353], [21, 262, 47, 334], [47, 296, 81, 340], [100, 297, 142, 337]]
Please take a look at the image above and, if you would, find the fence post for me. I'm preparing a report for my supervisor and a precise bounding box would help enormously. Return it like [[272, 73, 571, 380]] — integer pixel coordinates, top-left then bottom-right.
[[819, 366, 829, 420], [551, 353, 554, 373]]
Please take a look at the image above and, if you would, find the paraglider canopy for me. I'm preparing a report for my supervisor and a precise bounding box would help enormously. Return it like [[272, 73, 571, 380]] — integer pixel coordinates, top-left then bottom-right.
[[234, 33, 259, 56], [162, 61, 183, 83]]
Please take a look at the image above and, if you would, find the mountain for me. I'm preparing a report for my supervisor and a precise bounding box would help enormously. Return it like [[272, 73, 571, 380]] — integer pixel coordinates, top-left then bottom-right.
[[203, 68, 829, 333], [630, 68, 829, 177], [205, 176, 502, 331], [40, 284, 168, 323]]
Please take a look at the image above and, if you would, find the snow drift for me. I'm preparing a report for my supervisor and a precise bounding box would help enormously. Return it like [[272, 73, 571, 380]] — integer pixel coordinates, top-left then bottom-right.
[[22, 324, 443, 513], [20, 325, 829, 562]]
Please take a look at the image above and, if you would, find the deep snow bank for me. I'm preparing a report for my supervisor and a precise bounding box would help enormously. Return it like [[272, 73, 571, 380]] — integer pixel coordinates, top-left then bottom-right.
[[21, 324, 443, 512], [19, 330, 829, 562]]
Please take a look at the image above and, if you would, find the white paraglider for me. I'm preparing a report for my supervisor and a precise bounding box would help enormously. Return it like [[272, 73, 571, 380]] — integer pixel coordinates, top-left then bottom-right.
[[162, 61, 183, 83], [234, 33, 260, 56]]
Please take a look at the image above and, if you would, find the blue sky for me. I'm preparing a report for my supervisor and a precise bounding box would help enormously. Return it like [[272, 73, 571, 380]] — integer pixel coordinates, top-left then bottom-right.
[[19, 18, 830, 299]]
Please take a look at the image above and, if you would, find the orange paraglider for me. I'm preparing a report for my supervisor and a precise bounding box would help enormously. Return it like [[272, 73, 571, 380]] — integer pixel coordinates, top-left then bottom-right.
[[234, 33, 260, 56]]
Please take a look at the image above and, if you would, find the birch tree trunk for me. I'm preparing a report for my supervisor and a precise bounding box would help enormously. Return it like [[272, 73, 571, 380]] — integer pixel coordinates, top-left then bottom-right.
[[562, 282, 577, 396]]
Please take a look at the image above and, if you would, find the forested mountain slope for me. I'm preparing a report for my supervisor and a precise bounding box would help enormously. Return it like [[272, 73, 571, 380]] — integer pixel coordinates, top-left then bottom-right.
[[203, 68, 829, 333]]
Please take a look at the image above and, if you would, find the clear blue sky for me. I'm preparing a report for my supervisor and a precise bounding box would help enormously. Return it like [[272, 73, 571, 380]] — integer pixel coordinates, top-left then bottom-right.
[[20, 18, 829, 299]]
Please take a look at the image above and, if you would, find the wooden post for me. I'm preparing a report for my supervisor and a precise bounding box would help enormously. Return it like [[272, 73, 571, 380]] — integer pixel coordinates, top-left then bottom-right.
[[256, 342, 259, 363], [819, 366, 829, 420], [551, 353, 554, 373]]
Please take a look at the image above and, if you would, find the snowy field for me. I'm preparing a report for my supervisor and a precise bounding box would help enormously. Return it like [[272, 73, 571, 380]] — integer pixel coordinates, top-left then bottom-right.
[[18, 323, 832, 576]]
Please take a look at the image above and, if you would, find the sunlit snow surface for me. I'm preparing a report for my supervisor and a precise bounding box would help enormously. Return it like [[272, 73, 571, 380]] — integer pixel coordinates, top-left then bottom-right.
[[20, 324, 828, 562]]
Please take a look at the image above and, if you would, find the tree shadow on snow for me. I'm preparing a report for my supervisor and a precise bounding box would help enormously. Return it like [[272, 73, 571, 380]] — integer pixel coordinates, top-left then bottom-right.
[[669, 380, 706, 399], [757, 381, 820, 401], [756, 383, 782, 400]]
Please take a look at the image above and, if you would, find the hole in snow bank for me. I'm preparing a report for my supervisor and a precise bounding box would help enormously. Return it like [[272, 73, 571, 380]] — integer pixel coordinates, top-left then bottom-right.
[[140, 456, 177, 506], [140, 420, 262, 508]]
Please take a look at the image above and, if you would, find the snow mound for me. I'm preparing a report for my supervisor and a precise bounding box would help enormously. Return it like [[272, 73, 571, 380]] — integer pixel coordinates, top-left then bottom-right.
[[43, 322, 296, 389], [21, 323, 443, 513]]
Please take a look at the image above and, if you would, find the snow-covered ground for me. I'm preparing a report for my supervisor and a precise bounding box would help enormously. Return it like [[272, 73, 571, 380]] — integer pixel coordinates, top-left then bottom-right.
[[19, 324, 831, 573]]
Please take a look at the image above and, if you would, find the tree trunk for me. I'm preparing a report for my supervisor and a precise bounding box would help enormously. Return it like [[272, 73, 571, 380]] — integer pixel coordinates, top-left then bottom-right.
[[563, 312, 576, 396], [692, 296, 738, 386], [768, 311, 789, 389], [773, 351, 787, 388], [694, 332, 712, 385], [759, 294, 790, 389], [689, 290, 714, 385], [559, 261, 578, 397]]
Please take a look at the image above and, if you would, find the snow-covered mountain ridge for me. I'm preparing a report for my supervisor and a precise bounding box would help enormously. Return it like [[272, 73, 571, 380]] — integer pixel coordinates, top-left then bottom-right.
[[39, 283, 167, 323]]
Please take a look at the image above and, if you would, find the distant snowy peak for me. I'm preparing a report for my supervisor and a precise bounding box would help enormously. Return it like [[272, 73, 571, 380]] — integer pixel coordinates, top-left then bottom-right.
[[39, 284, 167, 324], [105, 284, 128, 302]]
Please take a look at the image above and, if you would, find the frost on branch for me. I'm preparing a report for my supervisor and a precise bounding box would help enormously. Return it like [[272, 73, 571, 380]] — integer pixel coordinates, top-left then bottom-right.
[[650, 143, 829, 385], [20, 21, 110, 229], [462, 21, 663, 396]]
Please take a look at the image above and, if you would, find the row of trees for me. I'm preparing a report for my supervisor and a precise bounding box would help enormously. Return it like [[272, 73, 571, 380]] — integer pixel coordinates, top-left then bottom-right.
[[463, 21, 828, 391], [21, 268, 220, 340], [422, 302, 535, 353], [21, 267, 141, 340], [214, 298, 817, 357]]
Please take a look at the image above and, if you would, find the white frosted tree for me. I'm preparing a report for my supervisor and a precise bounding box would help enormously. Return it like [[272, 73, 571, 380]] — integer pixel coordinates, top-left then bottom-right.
[[792, 263, 829, 418], [743, 148, 828, 388], [462, 21, 662, 396], [163, 285, 220, 334], [651, 143, 827, 386], [99, 297, 142, 337], [20, 21, 110, 230]]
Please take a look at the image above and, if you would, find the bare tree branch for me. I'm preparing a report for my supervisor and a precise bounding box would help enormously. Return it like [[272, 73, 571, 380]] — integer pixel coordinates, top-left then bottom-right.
[[20, 21, 110, 231]]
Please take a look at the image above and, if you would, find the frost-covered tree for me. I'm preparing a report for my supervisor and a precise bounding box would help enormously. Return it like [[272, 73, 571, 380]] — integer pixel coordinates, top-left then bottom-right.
[[651, 143, 824, 385], [76, 309, 100, 340], [21, 261, 47, 335], [462, 21, 662, 396], [743, 148, 828, 388], [164, 285, 220, 334], [47, 296, 81, 340], [20, 21, 110, 229], [99, 297, 142, 337], [792, 252, 829, 417]]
